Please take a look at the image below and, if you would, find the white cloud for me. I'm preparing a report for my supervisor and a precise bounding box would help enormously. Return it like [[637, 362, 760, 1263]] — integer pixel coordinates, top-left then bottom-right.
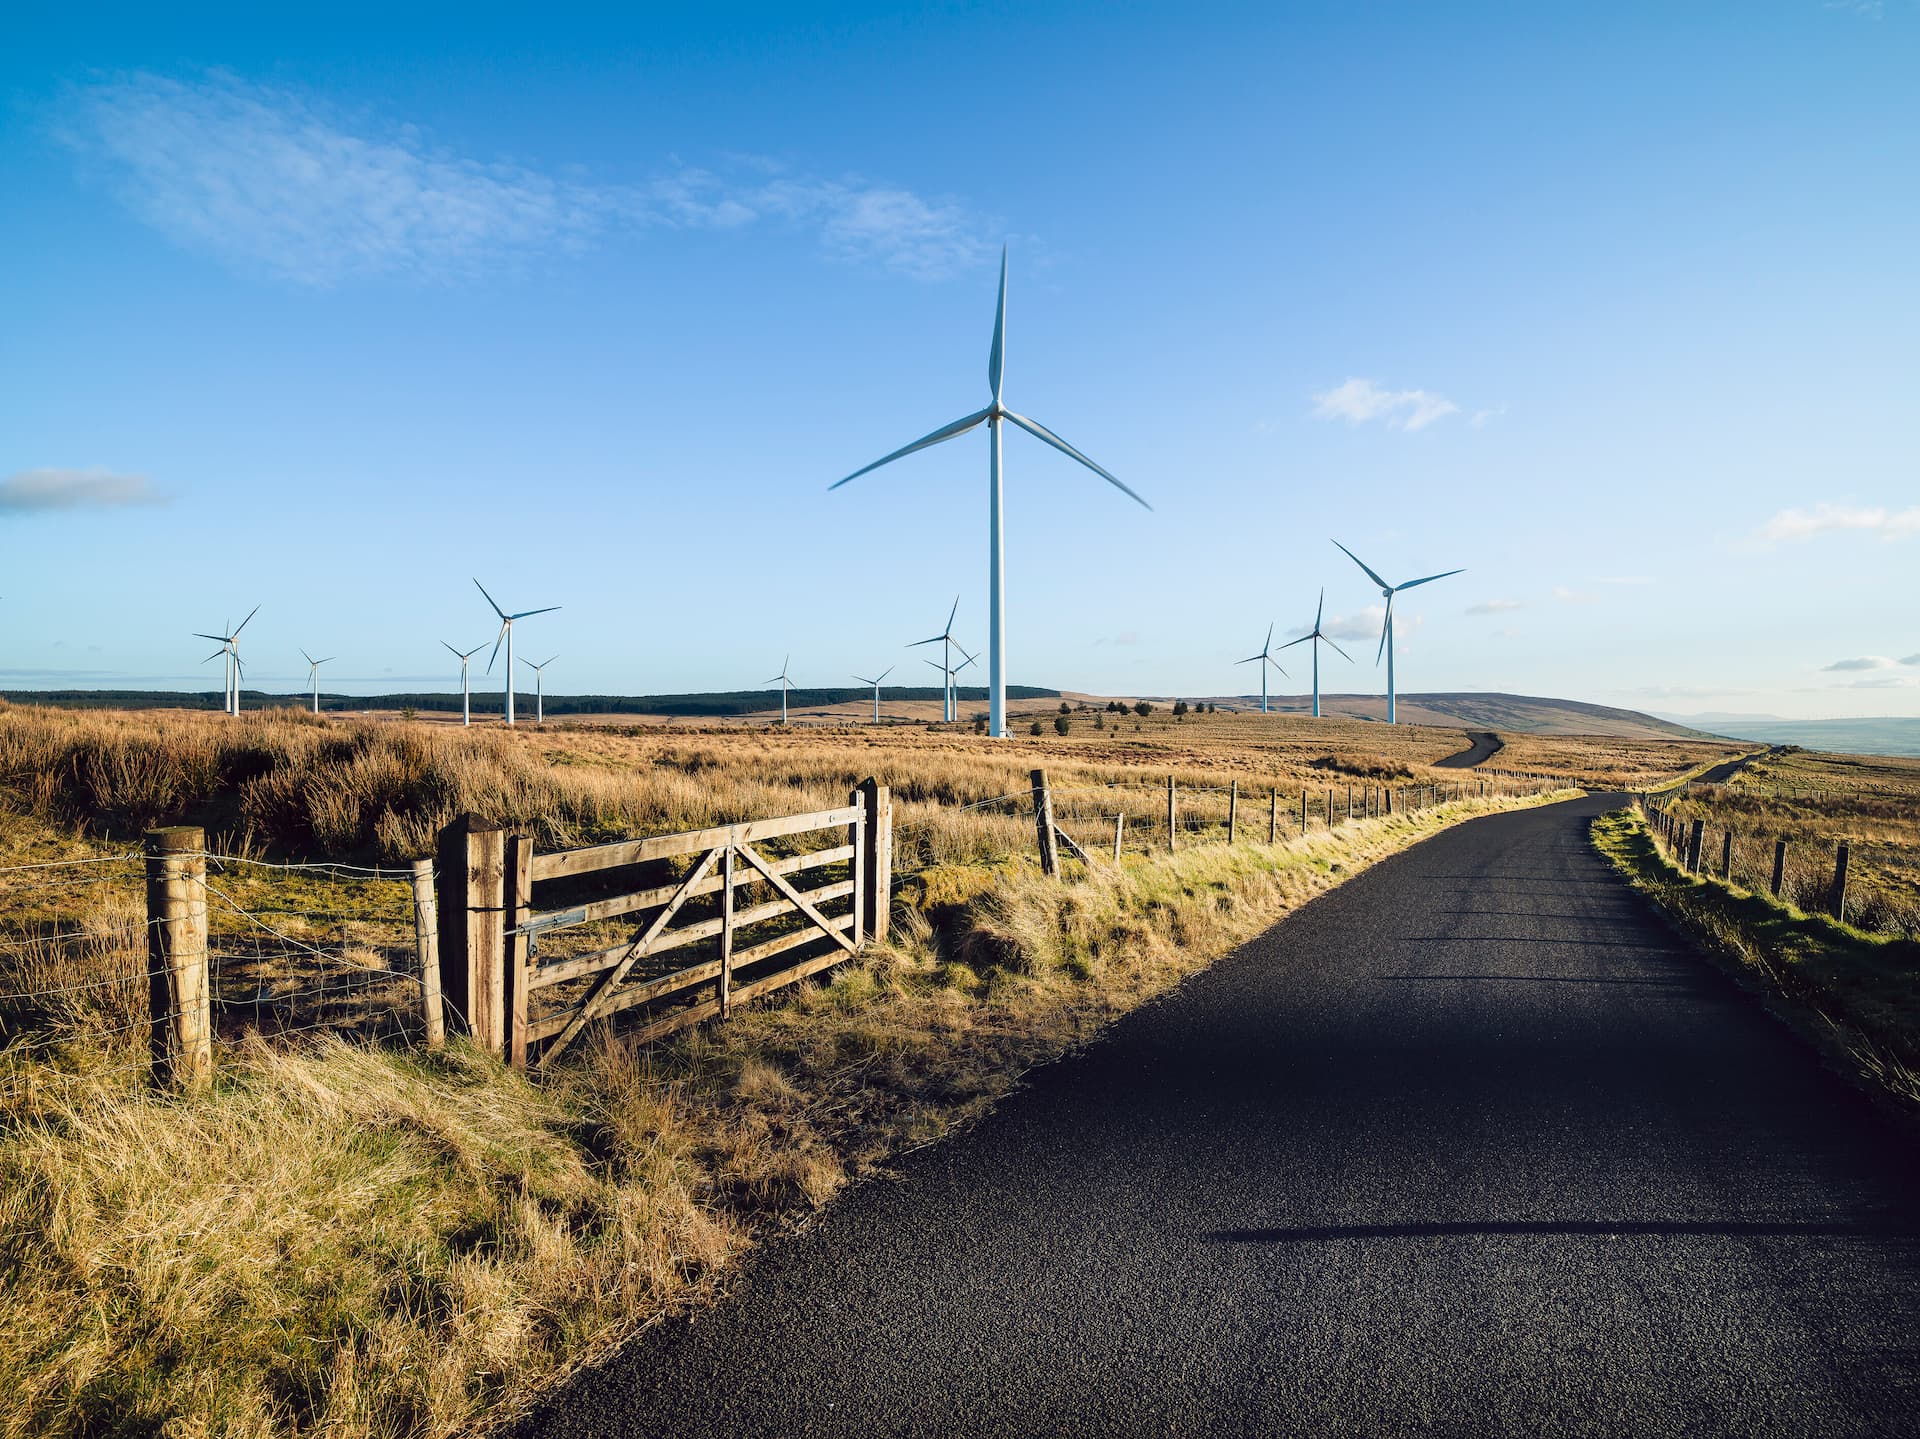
[[1469, 406, 1505, 428], [1835, 675, 1915, 689], [1822, 656, 1896, 672], [1492, 627, 1521, 639], [56, 72, 995, 285], [1754, 502, 1920, 545], [1904, 654, 1920, 667], [0, 468, 164, 512], [1552, 586, 1596, 605], [1311, 378, 1459, 432], [1324, 605, 1386, 641], [1466, 599, 1521, 615]]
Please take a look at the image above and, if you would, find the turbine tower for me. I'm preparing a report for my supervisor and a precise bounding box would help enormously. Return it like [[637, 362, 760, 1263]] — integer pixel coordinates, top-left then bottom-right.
[[1235, 624, 1289, 714], [852, 666, 894, 723], [908, 598, 966, 722], [442, 641, 485, 726], [832, 247, 1150, 738], [1332, 543, 1463, 725], [765, 656, 793, 725], [475, 579, 558, 727], [300, 649, 335, 716], [194, 605, 258, 716], [520, 655, 558, 725], [1275, 589, 1353, 718], [923, 646, 977, 724]]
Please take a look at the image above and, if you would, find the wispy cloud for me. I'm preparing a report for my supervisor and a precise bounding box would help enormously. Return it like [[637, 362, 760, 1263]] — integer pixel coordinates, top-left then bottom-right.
[[1311, 378, 1459, 432], [1822, 655, 1896, 672], [1552, 585, 1596, 605], [1835, 675, 1915, 689], [1466, 599, 1521, 615], [1469, 406, 1505, 428], [1492, 627, 1521, 639], [1753, 502, 1920, 545], [56, 72, 995, 285], [0, 468, 164, 513], [1905, 654, 1920, 667], [1324, 605, 1386, 642]]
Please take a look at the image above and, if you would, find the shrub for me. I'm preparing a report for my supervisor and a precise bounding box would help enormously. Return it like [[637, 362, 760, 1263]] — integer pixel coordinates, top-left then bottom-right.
[[1053, 715, 1070, 736], [1029, 720, 1044, 736], [1133, 701, 1153, 718]]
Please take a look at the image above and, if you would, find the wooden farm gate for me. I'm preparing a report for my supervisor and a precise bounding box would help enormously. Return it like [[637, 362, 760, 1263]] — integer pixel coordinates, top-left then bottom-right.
[[435, 781, 891, 1070]]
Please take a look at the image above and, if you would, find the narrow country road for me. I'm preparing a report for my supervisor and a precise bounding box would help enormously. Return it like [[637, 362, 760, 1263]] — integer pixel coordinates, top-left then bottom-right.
[[524, 795, 1920, 1438], [1435, 730, 1504, 768]]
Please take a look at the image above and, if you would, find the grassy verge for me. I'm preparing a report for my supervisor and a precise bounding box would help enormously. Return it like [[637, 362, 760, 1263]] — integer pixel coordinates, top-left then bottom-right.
[[1591, 806, 1920, 1105], [2, 790, 1571, 1439]]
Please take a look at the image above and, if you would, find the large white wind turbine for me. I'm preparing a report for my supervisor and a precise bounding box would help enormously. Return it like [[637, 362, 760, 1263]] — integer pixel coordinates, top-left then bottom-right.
[[443, 641, 486, 726], [765, 656, 794, 725], [300, 649, 335, 716], [851, 666, 894, 723], [1332, 543, 1464, 725], [520, 654, 558, 725], [832, 248, 1149, 738], [194, 605, 258, 716], [475, 579, 559, 727], [1235, 624, 1290, 714], [1275, 589, 1353, 719], [908, 599, 967, 721]]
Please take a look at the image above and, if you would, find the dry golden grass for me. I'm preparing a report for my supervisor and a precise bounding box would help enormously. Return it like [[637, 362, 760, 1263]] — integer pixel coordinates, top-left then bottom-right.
[[1477, 729, 1749, 789]]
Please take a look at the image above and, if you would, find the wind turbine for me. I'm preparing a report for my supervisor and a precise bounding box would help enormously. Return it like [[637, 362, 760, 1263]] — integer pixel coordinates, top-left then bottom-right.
[[442, 641, 485, 726], [831, 247, 1149, 738], [851, 665, 894, 723], [193, 605, 258, 716], [765, 656, 794, 725], [908, 599, 966, 721], [1235, 624, 1290, 714], [1275, 589, 1353, 719], [923, 645, 978, 724], [475, 579, 559, 727], [520, 654, 558, 725], [300, 649, 335, 716], [1332, 543, 1464, 724]]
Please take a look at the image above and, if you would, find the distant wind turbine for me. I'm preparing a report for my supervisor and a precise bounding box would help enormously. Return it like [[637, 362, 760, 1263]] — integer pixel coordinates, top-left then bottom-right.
[[765, 656, 793, 725], [194, 605, 258, 716], [1235, 624, 1290, 714], [520, 654, 558, 725], [851, 665, 894, 723], [475, 579, 559, 727], [923, 645, 978, 724], [300, 649, 335, 716], [442, 641, 486, 726], [1332, 543, 1464, 725], [908, 599, 966, 721], [831, 247, 1149, 738], [1275, 589, 1353, 718]]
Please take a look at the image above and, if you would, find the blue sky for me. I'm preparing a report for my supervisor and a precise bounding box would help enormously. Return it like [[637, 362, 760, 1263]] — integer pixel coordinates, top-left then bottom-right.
[[3, 1, 1916, 718]]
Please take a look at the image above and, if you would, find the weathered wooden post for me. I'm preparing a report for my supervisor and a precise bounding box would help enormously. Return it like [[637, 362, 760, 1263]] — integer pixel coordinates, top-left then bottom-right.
[[1167, 776, 1178, 853], [1831, 843, 1850, 922], [409, 858, 445, 1050], [1347, 784, 1354, 821], [1112, 813, 1125, 862], [855, 778, 891, 943], [1227, 780, 1238, 844], [145, 826, 211, 1089], [1300, 787, 1307, 835], [1721, 830, 1733, 882], [1327, 788, 1334, 830], [1385, 787, 1394, 816], [719, 841, 736, 1017], [1770, 839, 1787, 898], [1031, 768, 1060, 878], [1686, 819, 1704, 873], [436, 814, 506, 1053], [504, 835, 533, 1068]]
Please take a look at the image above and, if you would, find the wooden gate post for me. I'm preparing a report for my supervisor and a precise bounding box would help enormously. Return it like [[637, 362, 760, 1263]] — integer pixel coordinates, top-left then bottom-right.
[[854, 779, 891, 943], [1721, 830, 1733, 882], [1832, 843, 1851, 922], [409, 858, 445, 1049], [1031, 769, 1060, 878], [1771, 839, 1787, 898], [436, 815, 506, 1053], [1227, 781, 1238, 844], [1686, 819, 1704, 873], [504, 836, 533, 1069], [1167, 777, 1177, 853], [144, 826, 211, 1090]]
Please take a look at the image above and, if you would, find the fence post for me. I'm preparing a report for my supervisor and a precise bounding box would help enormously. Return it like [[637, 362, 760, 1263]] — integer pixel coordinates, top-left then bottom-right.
[[504, 835, 533, 1069], [1327, 788, 1334, 829], [1227, 781, 1238, 844], [435, 815, 505, 1054], [1832, 843, 1850, 922], [1031, 768, 1060, 878], [144, 826, 211, 1090], [1167, 777, 1177, 853], [1771, 839, 1787, 898], [1721, 830, 1733, 882], [409, 858, 445, 1050], [1686, 819, 1704, 873], [1385, 787, 1394, 816], [1112, 813, 1125, 862], [1299, 787, 1307, 835], [855, 778, 891, 944], [1269, 787, 1279, 844], [1347, 784, 1354, 822]]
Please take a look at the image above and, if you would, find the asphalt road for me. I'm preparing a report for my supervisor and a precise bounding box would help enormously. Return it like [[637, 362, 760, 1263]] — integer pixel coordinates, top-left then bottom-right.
[[1435, 731, 1505, 769], [525, 794, 1920, 1438]]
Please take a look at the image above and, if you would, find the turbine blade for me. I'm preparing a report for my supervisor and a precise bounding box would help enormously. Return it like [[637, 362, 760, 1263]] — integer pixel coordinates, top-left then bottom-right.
[[1316, 588, 1325, 630], [192, 632, 226, 642], [988, 245, 1007, 406], [829, 409, 992, 490], [1263, 622, 1274, 653], [907, 635, 946, 648], [852, 674, 874, 686], [1264, 656, 1290, 678], [317, 657, 335, 665], [1275, 633, 1313, 652], [511, 605, 561, 619], [1376, 594, 1394, 665], [1332, 540, 1391, 591], [1236, 653, 1265, 665], [1393, 567, 1466, 591], [1002, 411, 1151, 510], [877, 665, 894, 681], [473, 578, 508, 620], [203, 647, 227, 664], [442, 642, 461, 658], [300, 648, 314, 666], [487, 621, 507, 673], [946, 595, 959, 634], [232, 604, 260, 638], [1325, 635, 1355, 663]]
